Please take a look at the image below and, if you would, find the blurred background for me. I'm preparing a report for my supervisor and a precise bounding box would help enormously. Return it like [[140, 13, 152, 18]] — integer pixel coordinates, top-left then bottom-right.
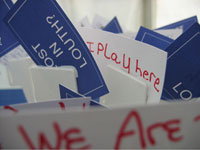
[[55, 0, 200, 31], [11, 0, 200, 31]]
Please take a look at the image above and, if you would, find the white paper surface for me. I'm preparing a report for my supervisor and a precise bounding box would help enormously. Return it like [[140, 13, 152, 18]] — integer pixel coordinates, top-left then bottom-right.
[[120, 31, 137, 39], [156, 28, 183, 40], [0, 64, 10, 88], [0, 97, 91, 116], [77, 27, 167, 103], [102, 65, 147, 107], [30, 66, 78, 102], [0, 102, 200, 149], [6, 57, 36, 103], [92, 14, 109, 29], [0, 45, 28, 66], [78, 16, 91, 28]]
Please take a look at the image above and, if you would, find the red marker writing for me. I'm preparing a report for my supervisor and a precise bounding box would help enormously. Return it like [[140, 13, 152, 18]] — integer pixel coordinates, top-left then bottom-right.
[[3, 106, 18, 113]]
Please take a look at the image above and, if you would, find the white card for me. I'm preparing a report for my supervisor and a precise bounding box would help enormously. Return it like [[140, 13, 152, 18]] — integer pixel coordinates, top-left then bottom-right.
[[102, 65, 147, 107], [30, 66, 78, 102], [92, 14, 109, 29], [0, 45, 28, 66], [120, 31, 137, 39], [6, 57, 36, 103], [0, 64, 10, 88], [0, 101, 200, 149], [78, 16, 91, 28], [77, 27, 167, 103], [155, 28, 183, 39], [0, 97, 91, 115]]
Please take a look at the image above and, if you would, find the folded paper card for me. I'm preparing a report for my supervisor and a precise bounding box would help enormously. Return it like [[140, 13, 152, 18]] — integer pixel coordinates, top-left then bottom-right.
[[136, 26, 174, 51], [0, 101, 200, 149], [163, 23, 200, 100], [0, 0, 19, 57], [30, 66, 78, 102], [92, 14, 109, 29], [103, 17, 123, 33], [59, 84, 84, 99], [103, 65, 147, 107], [0, 87, 27, 106], [0, 97, 91, 115], [4, 0, 109, 99], [156, 16, 198, 33], [0, 63, 10, 88], [0, 45, 28, 66], [59, 84, 102, 104], [6, 57, 35, 102], [155, 28, 183, 39], [120, 31, 137, 39], [78, 27, 167, 103], [78, 16, 91, 28]]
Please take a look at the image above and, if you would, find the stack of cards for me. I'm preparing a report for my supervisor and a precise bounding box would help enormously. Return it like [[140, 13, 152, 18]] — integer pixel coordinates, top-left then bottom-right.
[[0, 0, 200, 149], [135, 16, 200, 102], [0, 0, 169, 108], [1, 0, 200, 106]]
